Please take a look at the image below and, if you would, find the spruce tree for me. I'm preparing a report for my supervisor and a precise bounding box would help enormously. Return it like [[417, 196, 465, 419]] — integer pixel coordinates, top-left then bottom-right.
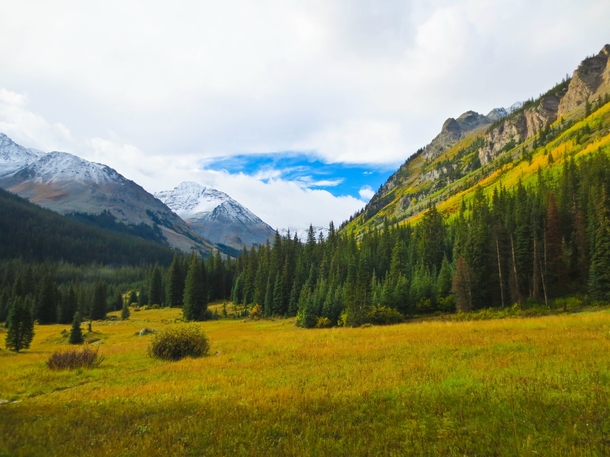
[[452, 258, 473, 312], [5, 297, 34, 352], [58, 286, 78, 324], [588, 191, 610, 301], [183, 256, 208, 321], [148, 264, 164, 306], [90, 281, 107, 320], [167, 254, 185, 307], [37, 273, 58, 324], [121, 301, 130, 321], [128, 290, 138, 305], [0, 290, 10, 322], [69, 311, 84, 344]]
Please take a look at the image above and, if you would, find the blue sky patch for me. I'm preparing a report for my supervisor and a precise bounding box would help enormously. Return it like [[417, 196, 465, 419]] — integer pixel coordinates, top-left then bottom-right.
[[204, 153, 397, 201]]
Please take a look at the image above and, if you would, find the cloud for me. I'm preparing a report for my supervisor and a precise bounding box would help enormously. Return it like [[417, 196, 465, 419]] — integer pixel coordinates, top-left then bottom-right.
[[359, 185, 375, 201], [0, 1, 609, 230], [0, 88, 366, 230], [0, 89, 74, 152]]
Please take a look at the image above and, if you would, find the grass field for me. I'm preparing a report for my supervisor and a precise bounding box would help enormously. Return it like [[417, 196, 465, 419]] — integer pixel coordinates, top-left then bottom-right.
[[2, 308, 610, 456]]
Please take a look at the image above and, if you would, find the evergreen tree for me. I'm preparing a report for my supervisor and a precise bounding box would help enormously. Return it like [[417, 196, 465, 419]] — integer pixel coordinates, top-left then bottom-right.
[[588, 191, 610, 301], [452, 258, 473, 312], [58, 286, 78, 324], [148, 264, 164, 306], [5, 297, 34, 352], [296, 286, 316, 328], [436, 256, 453, 298], [121, 301, 130, 321], [0, 290, 10, 322], [166, 254, 185, 307], [112, 291, 122, 311], [128, 290, 138, 305], [69, 311, 84, 344], [90, 281, 107, 320], [36, 273, 58, 324], [183, 256, 208, 321]]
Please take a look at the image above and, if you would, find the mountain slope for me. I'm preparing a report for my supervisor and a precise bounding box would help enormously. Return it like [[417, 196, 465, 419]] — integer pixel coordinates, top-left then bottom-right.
[[346, 44, 610, 235], [0, 187, 176, 266], [0, 134, 216, 255], [155, 182, 275, 250]]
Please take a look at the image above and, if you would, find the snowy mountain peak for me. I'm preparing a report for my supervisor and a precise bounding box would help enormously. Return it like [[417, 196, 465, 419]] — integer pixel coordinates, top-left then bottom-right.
[[156, 181, 275, 249], [155, 181, 233, 218], [19, 151, 122, 184], [0, 133, 43, 175]]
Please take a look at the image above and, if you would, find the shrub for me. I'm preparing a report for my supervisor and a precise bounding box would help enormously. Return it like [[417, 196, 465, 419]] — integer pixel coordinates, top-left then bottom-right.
[[365, 306, 404, 326], [47, 347, 104, 370], [148, 324, 210, 361], [249, 304, 263, 320], [315, 317, 332, 328]]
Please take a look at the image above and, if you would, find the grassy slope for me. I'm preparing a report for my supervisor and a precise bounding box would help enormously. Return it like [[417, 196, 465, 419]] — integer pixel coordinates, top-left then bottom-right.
[[2, 308, 610, 456], [346, 101, 610, 234]]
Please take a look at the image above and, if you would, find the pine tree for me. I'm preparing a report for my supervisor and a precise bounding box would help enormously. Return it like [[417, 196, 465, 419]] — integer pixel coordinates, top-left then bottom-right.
[[167, 254, 185, 307], [69, 311, 84, 344], [436, 256, 453, 298], [121, 301, 130, 321], [37, 273, 58, 324], [90, 281, 107, 320], [128, 290, 138, 305], [452, 258, 473, 312], [588, 191, 610, 301], [58, 286, 78, 324], [0, 290, 10, 322], [183, 256, 208, 321], [148, 264, 164, 306], [5, 297, 34, 352], [545, 193, 565, 296]]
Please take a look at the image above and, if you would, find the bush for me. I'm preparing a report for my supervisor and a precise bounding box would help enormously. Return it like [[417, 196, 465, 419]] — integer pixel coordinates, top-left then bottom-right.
[[365, 306, 404, 326], [47, 347, 104, 370], [148, 324, 210, 361], [249, 304, 263, 320], [315, 317, 332, 328]]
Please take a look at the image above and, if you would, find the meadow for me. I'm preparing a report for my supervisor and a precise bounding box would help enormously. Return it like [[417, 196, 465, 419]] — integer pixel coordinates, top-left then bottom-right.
[[1, 307, 610, 456]]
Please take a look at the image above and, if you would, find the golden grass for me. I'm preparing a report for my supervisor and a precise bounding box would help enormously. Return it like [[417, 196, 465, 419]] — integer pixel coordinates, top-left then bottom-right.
[[2, 308, 610, 456]]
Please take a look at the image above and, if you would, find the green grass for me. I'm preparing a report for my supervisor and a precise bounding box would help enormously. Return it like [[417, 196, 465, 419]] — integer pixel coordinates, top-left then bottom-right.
[[2, 308, 610, 456]]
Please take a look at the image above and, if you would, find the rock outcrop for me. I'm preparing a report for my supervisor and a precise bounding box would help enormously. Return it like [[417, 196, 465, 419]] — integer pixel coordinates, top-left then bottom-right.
[[558, 45, 610, 117], [422, 111, 492, 161]]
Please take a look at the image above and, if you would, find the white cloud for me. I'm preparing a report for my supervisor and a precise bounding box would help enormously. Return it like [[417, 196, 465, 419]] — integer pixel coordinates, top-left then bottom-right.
[[0, 89, 74, 152], [359, 185, 375, 201], [0, 88, 364, 229], [0, 1, 609, 228]]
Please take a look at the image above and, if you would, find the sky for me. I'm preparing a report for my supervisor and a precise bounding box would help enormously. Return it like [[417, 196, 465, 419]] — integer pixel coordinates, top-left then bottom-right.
[[0, 0, 608, 231]]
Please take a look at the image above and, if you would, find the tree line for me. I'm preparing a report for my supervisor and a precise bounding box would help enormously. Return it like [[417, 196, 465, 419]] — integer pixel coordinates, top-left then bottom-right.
[[3, 149, 610, 333]]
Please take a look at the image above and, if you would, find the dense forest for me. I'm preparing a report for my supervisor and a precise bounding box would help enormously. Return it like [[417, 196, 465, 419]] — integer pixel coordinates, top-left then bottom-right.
[[2, 96, 610, 329], [4, 146, 610, 328]]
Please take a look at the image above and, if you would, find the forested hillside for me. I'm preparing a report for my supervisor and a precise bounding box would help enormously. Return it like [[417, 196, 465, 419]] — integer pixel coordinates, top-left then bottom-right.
[[0, 188, 177, 266]]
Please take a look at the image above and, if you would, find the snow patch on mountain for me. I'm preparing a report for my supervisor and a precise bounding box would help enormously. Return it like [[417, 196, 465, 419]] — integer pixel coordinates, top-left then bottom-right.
[[0, 133, 42, 175], [155, 181, 265, 226], [155, 181, 231, 217], [16, 151, 122, 184]]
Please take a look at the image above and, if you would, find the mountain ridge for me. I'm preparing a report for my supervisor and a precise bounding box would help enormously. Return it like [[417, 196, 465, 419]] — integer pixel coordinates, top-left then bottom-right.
[[0, 135, 217, 255], [346, 44, 610, 235], [155, 181, 275, 250]]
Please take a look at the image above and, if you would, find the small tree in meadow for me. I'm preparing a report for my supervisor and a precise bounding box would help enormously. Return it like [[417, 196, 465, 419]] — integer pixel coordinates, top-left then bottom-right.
[[69, 312, 84, 344], [121, 302, 130, 321]]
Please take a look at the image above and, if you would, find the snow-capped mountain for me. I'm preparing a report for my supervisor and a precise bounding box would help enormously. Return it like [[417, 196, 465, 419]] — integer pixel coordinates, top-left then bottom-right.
[[156, 182, 275, 250], [0, 133, 43, 175], [0, 134, 216, 254]]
